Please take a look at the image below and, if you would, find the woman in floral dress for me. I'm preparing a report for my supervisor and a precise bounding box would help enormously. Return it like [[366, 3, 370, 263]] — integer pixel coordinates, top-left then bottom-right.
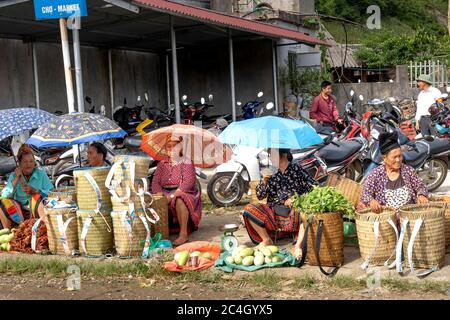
[[242, 149, 316, 245], [151, 136, 202, 246]]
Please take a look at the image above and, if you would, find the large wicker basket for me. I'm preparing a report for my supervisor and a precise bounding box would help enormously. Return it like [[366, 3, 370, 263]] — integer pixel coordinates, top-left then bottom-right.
[[399, 204, 446, 269], [111, 210, 149, 257], [149, 194, 169, 240], [300, 212, 344, 267], [112, 155, 150, 182], [430, 194, 450, 253], [48, 187, 77, 204], [45, 207, 79, 256], [73, 167, 112, 211], [325, 173, 361, 207], [355, 207, 398, 267], [76, 209, 114, 256]]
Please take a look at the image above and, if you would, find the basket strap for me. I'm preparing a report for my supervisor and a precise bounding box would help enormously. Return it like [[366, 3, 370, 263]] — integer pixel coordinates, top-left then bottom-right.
[[31, 216, 44, 253], [56, 213, 75, 256], [396, 219, 409, 273], [406, 218, 437, 277], [80, 214, 93, 255], [361, 221, 380, 270], [296, 220, 310, 268], [129, 160, 136, 192], [136, 178, 159, 224], [105, 160, 122, 189], [314, 220, 339, 277], [122, 203, 135, 257], [384, 219, 399, 269], [139, 214, 151, 259], [84, 172, 102, 211], [55, 174, 72, 188], [106, 160, 131, 203]]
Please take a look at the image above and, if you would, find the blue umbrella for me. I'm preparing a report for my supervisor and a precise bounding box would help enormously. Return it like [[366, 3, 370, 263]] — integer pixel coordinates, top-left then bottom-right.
[[27, 112, 127, 148], [0, 107, 57, 141], [218, 116, 323, 149]]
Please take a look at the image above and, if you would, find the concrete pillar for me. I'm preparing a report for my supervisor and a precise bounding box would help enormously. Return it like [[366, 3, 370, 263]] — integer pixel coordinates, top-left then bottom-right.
[[396, 65, 409, 90]]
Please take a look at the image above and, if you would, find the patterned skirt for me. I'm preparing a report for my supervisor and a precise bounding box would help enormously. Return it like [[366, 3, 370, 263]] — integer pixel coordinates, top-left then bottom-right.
[[163, 189, 202, 235], [242, 203, 300, 244], [0, 194, 42, 229]]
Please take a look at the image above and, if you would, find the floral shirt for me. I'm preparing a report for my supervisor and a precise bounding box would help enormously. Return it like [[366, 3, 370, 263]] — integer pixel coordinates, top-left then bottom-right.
[[360, 164, 428, 207], [256, 162, 315, 208]]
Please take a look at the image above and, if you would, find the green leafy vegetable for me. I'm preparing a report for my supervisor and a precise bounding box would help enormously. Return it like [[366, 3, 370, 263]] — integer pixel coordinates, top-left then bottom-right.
[[292, 186, 355, 219]]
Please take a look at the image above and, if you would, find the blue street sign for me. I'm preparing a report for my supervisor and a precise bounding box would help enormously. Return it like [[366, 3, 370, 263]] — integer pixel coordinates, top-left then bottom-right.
[[33, 0, 87, 20]]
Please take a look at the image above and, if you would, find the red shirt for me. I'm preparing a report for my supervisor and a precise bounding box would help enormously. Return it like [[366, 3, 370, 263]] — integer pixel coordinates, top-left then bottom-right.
[[309, 94, 340, 124]]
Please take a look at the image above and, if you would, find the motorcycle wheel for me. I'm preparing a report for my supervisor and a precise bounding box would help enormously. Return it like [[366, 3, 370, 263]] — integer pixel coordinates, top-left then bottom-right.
[[207, 172, 244, 207], [417, 158, 448, 192]]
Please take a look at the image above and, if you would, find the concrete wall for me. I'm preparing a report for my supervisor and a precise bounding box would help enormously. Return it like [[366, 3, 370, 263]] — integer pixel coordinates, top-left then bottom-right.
[[176, 39, 275, 117], [0, 39, 163, 118]]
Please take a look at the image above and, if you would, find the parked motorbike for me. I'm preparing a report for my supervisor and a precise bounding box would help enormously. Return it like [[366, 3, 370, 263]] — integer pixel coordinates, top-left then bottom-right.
[[339, 91, 364, 141], [238, 92, 274, 120], [113, 97, 145, 134]]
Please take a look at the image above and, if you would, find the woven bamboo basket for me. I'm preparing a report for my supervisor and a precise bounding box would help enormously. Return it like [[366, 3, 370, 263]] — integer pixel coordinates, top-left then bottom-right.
[[110, 183, 153, 212], [45, 207, 79, 255], [249, 181, 267, 204], [300, 212, 344, 267], [355, 207, 398, 266], [399, 204, 446, 269], [76, 209, 114, 256], [73, 167, 112, 211], [150, 195, 169, 240], [325, 173, 361, 207], [429, 195, 450, 253], [112, 155, 150, 182], [111, 210, 149, 257], [48, 187, 77, 204]]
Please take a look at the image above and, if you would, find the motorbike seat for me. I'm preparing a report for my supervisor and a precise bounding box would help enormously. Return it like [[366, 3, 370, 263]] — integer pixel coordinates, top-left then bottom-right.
[[318, 139, 362, 164], [124, 136, 142, 148], [403, 142, 429, 167], [424, 138, 450, 155]]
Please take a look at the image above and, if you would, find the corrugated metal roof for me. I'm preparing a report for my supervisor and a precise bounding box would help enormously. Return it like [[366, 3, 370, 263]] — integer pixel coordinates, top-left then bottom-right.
[[133, 0, 330, 46], [322, 28, 361, 68]]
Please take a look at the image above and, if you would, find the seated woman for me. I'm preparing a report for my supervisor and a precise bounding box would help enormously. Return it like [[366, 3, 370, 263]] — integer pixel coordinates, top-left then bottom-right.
[[243, 148, 315, 245], [358, 131, 428, 213], [87, 142, 108, 167], [151, 136, 202, 246], [0, 145, 54, 229]]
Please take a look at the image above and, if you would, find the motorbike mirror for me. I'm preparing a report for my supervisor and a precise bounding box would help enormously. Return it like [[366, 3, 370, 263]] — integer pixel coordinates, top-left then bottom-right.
[[266, 102, 274, 110], [85, 96, 92, 104], [201, 97, 206, 105], [237, 101, 242, 106], [257, 91, 264, 98], [359, 95, 364, 101], [137, 95, 141, 102], [350, 90, 355, 97], [144, 93, 149, 102], [182, 95, 187, 101], [208, 94, 213, 101]]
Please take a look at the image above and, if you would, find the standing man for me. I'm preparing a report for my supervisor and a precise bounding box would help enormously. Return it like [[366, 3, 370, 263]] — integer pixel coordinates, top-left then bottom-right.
[[415, 74, 442, 136], [310, 81, 344, 131]]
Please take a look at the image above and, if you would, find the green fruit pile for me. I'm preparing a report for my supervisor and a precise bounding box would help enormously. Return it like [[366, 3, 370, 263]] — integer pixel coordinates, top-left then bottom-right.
[[226, 244, 281, 266], [174, 250, 214, 267], [0, 228, 14, 251]]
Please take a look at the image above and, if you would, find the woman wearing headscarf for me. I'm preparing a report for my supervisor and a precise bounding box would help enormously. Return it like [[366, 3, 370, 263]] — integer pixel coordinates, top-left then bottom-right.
[[358, 131, 429, 213], [151, 135, 202, 246], [0, 144, 53, 229]]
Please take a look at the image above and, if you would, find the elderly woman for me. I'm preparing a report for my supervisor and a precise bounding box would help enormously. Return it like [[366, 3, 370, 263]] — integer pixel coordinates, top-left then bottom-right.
[[243, 148, 315, 245], [87, 142, 108, 167], [0, 144, 53, 229], [358, 131, 429, 213], [151, 136, 202, 246]]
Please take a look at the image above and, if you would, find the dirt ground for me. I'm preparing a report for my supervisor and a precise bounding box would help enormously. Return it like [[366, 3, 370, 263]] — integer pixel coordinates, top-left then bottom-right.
[[2, 203, 450, 300]]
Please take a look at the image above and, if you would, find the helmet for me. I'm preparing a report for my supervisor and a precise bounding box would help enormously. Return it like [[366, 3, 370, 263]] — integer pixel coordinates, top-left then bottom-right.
[[383, 103, 402, 123], [429, 103, 440, 116]]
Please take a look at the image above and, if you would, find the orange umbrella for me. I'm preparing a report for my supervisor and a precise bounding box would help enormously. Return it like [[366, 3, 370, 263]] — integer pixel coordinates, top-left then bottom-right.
[[140, 124, 232, 168]]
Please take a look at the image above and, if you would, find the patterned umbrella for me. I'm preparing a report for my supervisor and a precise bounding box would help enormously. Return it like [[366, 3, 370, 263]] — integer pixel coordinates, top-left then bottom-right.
[[27, 112, 127, 148], [140, 124, 232, 168], [0, 107, 57, 141]]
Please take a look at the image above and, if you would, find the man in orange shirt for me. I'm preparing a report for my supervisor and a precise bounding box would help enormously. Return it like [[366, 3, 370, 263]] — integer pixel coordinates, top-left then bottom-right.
[[310, 81, 344, 131]]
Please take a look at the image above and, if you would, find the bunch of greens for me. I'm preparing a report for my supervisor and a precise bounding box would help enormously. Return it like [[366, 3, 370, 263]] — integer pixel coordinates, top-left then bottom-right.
[[292, 186, 355, 220]]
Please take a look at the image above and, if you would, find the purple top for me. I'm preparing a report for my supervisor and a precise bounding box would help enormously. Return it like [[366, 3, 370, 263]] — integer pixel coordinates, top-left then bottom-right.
[[360, 164, 428, 206]]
